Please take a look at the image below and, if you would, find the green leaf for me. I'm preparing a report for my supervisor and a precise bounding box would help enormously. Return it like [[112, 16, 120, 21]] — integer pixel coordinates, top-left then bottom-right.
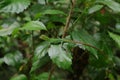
[[108, 73, 115, 80], [35, 72, 55, 80], [10, 74, 27, 80], [109, 32, 120, 48], [113, 56, 120, 67], [48, 45, 72, 70], [31, 55, 50, 73], [0, 58, 4, 66], [116, 23, 120, 30], [42, 9, 65, 15], [0, 22, 19, 36], [31, 42, 50, 72], [96, 0, 120, 13], [34, 42, 49, 59], [14, 51, 23, 63], [40, 35, 50, 41], [3, 51, 23, 66], [38, 0, 45, 4], [88, 5, 103, 14], [0, 0, 31, 13], [4, 54, 16, 66], [72, 29, 99, 58], [21, 21, 47, 31], [90, 33, 114, 68]]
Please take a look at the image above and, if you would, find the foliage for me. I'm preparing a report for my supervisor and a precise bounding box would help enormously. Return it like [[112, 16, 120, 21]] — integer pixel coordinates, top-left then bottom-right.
[[0, 0, 120, 80]]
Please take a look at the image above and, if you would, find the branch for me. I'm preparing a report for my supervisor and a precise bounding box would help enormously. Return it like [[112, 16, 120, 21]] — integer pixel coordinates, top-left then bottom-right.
[[31, 31, 34, 54], [62, 0, 76, 38], [63, 39, 104, 54], [40, 35, 104, 54]]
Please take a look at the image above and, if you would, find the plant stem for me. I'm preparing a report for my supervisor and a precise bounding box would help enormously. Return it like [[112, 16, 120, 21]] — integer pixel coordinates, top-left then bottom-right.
[[63, 39, 104, 54], [40, 36, 104, 54], [62, 0, 76, 38], [31, 31, 34, 54]]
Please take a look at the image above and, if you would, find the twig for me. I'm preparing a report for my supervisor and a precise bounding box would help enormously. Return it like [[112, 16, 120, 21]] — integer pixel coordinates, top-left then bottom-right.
[[62, 39, 104, 54], [40, 36, 104, 54], [31, 31, 34, 54], [62, 0, 76, 38]]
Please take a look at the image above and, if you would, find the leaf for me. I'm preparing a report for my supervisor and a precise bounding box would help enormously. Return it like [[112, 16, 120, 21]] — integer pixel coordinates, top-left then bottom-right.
[[21, 21, 47, 31], [72, 29, 99, 58], [113, 56, 120, 67], [14, 51, 23, 63], [34, 42, 49, 59], [116, 23, 120, 30], [109, 32, 120, 48], [42, 9, 65, 15], [38, 0, 46, 4], [31, 42, 50, 72], [0, 58, 4, 66], [3, 51, 23, 66], [4, 54, 16, 66], [0, 22, 19, 36], [31, 55, 50, 73], [35, 72, 55, 80], [88, 5, 103, 14], [108, 73, 115, 80], [96, 0, 120, 13], [90, 50, 113, 68], [10, 74, 27, 80], [40, 35, 50, 41], [90, 33, 114, 68], [0, 0, 31, 13], [48, 45, 72, 70]]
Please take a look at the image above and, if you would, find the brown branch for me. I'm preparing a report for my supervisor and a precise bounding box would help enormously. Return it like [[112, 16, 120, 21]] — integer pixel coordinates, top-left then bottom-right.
[[73, 40, 104, 54], [63, 39, 104, 54], [62, 0, 76, 38], [61, 0, 103, 54]]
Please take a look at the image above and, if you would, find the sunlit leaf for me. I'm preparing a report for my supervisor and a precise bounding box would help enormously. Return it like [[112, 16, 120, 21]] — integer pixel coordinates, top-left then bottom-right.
[[3, 51, 23, 66], [31, 42, 50, 72], [116, 23, 120, 30], [48, 45, 72, 70], [21, 21, 47, 31], [109, 32, 120, 48], [10, 74, 27, 80], [96, 0, 120, 13], [14, 51, 23, 63], [4, 54, 16, 66], [88, 5, 103, 14], [38, 0, 45, 4], [0, 0, 31, 13], [0, 22, 19, 36], [34, 42, 49, 59]]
